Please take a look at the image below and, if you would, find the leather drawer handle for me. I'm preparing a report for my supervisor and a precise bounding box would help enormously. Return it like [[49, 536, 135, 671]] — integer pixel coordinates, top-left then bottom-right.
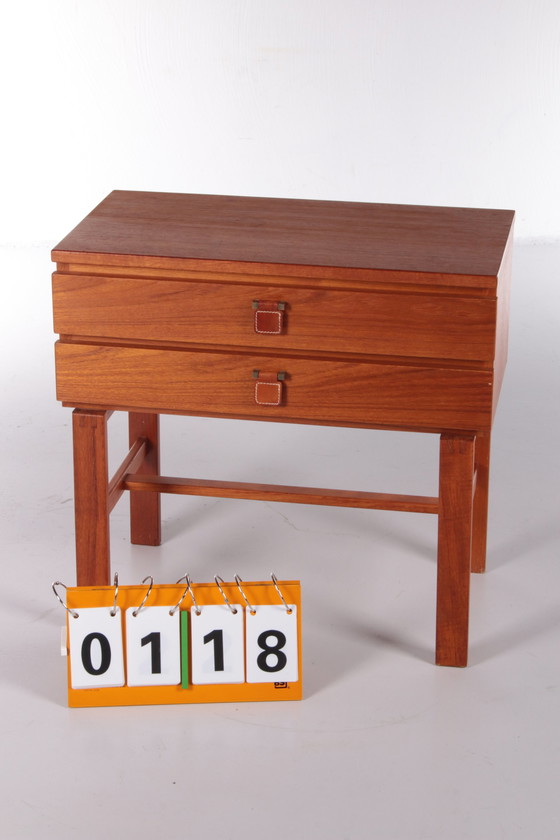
[[252, 300, 286, 335], [253, 370, 286, 406]]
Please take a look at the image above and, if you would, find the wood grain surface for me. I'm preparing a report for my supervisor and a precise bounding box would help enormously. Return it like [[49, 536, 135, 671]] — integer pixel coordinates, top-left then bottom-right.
[[52, 192, 514, 665], [52, 190, 514, 280], [53, 273, 497, 362], [55, 342, 494, 432]]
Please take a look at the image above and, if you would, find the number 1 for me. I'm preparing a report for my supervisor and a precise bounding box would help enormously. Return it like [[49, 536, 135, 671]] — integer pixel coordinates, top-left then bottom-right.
[[190, 605, 245, 685], [203, 629, 224, 671], [141, 632, 162, 674], [125, 607, 180, 687]]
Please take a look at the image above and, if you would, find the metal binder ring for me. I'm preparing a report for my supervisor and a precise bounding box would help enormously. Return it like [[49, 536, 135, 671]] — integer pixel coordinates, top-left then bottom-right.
[[234, 574, 256, 614], [170, 574, 193, 615], [132, 575, 154, 617], [214, 576, 238, 614], [181, 574, 201, 616], [271, 573, 293, 614], [110, 572, 119, 616], [52, 581, 79, 619]]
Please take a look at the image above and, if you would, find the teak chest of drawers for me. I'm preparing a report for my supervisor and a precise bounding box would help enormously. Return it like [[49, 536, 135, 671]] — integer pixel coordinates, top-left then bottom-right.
[[52, 191, 514, 667]]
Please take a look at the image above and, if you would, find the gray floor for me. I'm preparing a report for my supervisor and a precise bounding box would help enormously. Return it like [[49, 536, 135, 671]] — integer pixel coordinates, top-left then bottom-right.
[[1, 240, 559, 839]]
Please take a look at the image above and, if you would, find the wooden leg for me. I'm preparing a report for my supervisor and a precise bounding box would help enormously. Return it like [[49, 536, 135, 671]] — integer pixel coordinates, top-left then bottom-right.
[[72, 409, 111, 586], [128, 412, 161, 546], [435, 433, 475, 667], [471, 431, 490, 574]]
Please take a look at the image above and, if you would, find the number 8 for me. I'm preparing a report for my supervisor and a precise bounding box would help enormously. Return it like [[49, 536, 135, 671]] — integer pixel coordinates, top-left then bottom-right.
[[256, 630, 287, 673], [246, 606, 298, 684]]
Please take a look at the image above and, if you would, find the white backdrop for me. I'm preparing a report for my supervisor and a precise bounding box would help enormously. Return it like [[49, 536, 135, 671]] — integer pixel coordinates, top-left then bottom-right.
[[2, 6, 560, 838], [2, 0, 560, 244]]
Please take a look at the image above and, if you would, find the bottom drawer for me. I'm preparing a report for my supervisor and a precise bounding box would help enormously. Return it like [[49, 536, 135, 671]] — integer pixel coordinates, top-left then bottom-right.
[[55, 343, 493, 432]]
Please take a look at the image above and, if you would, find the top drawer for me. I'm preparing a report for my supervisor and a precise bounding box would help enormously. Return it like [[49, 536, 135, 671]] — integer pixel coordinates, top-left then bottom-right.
[[52, 273, 496, 363]]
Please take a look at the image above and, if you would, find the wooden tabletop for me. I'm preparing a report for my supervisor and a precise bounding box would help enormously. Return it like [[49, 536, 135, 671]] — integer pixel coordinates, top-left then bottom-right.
[[52, 190, 514, 279]]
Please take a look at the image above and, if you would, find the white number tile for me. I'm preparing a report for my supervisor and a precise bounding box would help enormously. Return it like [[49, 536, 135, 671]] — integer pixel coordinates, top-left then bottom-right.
[[68, 607, 125, 690], [190, 605, 245, 685], [245, 605, 298, 684], [125, 607, 181, 687]]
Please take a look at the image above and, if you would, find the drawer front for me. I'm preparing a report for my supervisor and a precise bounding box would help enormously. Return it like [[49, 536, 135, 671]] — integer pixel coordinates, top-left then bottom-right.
[[55, 343, 493, 431], [53, 274, 496, 363]]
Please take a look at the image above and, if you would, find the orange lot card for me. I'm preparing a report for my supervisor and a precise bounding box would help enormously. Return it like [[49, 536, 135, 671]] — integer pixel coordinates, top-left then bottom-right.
[[64, 579, 302, 708]]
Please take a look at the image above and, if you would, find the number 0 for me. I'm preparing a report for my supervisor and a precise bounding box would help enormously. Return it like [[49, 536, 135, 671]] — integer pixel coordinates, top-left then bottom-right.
[[81, 632, 111, 676]]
